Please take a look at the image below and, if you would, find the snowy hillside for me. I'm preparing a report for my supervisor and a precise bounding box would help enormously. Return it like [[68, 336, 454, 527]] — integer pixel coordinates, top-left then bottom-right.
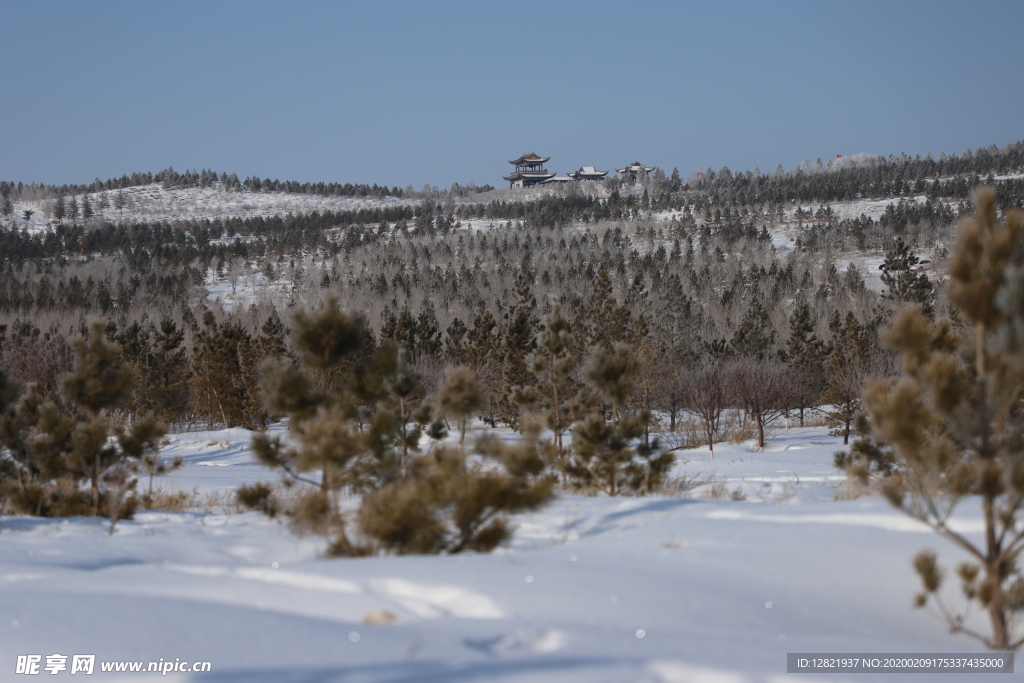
[[0, 426, 1004, 682], [8, 184, 417, 233]]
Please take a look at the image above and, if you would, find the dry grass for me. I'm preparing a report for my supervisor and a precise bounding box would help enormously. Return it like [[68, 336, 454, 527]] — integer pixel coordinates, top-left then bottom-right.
[[138, 487, 240, 514], [834, 475, 873, 501], [727, 422, 756, 444], [662, 471, 716, 497], [700, 480, 747, 501]]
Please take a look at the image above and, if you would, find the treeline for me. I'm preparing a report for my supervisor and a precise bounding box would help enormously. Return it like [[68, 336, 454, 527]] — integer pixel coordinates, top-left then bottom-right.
[[684, 139, 1024, 205], [0, 167, 410, 202], [0, 167, 496, 205]]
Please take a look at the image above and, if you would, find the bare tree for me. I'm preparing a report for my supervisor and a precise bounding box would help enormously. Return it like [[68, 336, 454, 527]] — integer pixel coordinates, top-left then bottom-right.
[[677, 362, 729, 456], [729, 357, 798, 450]]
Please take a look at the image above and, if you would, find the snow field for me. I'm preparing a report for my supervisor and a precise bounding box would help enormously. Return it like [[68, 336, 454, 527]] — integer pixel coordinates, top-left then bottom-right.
[[0, 425, 1006, 682]]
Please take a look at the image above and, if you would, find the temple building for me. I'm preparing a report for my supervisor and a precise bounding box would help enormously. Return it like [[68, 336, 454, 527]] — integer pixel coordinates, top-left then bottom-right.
[[567, 166, 609, 181], [616, 161, 656, 183], [504, 153, 555, 187]]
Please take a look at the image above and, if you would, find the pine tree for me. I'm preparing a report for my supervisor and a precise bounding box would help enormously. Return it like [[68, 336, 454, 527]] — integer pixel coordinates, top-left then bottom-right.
[[0, 321, 165, 530], [821, 313, 877, 444], [255, 308, 288, 360], [389, 307, 418, 359], [496, 273, 538, 429], [444, 317, 468, 363], [358, 429, 553, 555], [786, 302, 826, 426], [565, 343, 673, 494], [190, 312, 253, 428], [0, 194, 13, 224], [573, 264, 630, 357], [438, 365, 485, 446], [81, 194, 93, 221], [853, 189, 1024, 650], [240, 309, 290, 428], [253, 296, 376, 554], [465, 311, 497, 369], [731, 299, 775, 359], [109, 320, 152, 420], [67, 195, 79, 223], [415, 302, 442, 359], [528, 305, 576, 459], [52, 195, 66, 224], [145, 319, 190, 424], [881, 237, 935, 316]]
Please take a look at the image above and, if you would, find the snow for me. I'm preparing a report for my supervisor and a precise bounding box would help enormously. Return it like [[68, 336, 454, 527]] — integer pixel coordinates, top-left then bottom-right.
[[0, 425, 1009, 682], [7, 184, 419, 234]]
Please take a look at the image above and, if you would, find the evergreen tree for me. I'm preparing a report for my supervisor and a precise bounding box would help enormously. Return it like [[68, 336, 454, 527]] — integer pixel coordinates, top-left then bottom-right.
[[415, 302, 442, 359], [573, 264, 631, 357], [881, 237, 935, 316], [528, 305, 576, 459], [190, 312, 253, 428], [52, 195, 66, 224], [253, 296, 376, 554], [255, 308, 289, 360], [438, 365, 485, 446], [240, 309, 290, 427], [853, 189, 1024, 650], [496, 273, 538, 429], [444, 317, 468, 363], [465, 311, 497, 369], [731, 299, 775, 359], [1, 321, 164, 530], [109, 320, 152, 420], [255, 297, 429, 546], [565, 343, 673, 494], [358, 423, 553, 555], [145, 319, 190, 424], [786, 302, 827, 426], [0, 194, 13, 223], [821, 313, 877, 444]]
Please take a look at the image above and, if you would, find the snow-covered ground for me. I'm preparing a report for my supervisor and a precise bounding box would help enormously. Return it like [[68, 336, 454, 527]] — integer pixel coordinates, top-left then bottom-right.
[[0, 426, 1009, 682], [8, 184, 418, 233]]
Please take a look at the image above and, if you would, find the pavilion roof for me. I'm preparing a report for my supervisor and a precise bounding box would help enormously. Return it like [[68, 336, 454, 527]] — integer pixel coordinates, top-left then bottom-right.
[[616, 161, 656, 174], [509, 152, 550, 165], [569, 166, 608, 178]]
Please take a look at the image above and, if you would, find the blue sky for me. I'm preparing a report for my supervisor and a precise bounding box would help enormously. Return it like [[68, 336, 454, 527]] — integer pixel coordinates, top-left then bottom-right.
[[2, 1, 1022, 189]]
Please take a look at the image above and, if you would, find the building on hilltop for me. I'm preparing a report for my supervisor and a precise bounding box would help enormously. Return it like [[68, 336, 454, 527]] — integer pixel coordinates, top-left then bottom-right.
[[567, 166, 609, 181], [504, 153, 556, 188], [616, 161, 656, 184]]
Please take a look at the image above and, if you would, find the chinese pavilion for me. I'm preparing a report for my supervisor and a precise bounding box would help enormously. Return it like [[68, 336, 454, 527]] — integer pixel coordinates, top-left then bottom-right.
[[616, 161, 656, 183], [567, 166, 608, 181], [504, 153, 556, 187]]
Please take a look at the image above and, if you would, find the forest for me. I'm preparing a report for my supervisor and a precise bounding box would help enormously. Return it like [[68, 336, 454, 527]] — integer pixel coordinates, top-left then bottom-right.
[[3, 142, 1024, 442]]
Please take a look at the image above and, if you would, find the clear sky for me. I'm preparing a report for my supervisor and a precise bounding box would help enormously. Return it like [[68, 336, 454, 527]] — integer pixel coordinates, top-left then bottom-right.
[[2, 1, 1022, 189]]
